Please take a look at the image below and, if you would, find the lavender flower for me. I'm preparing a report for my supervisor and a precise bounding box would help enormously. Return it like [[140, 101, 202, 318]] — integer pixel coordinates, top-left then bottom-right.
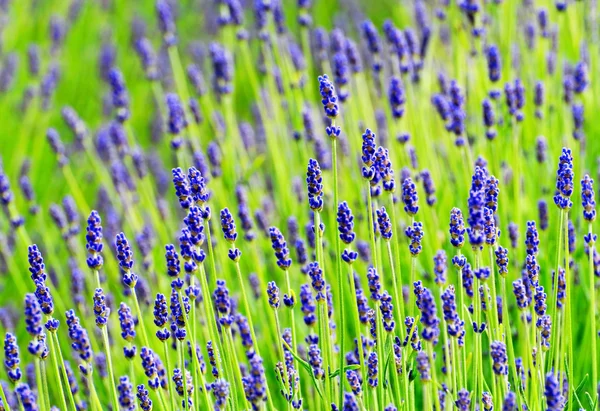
[[553, 148, 574, 210], [388, 77, 405, 118], [367, 352, 378, 387], [449, 208, 466, 248], [269, 227, 292, 270], [267, 281, 280, 309], [414, 282, 440, 344], [433, 250, 447, 285], [376, 207, 392, 240], [401, 177, 419, 216], [93, 288, 109, 328], [156, 0, 177, 46], [86, 211, 104, 270], [582, 174, 596, 221], [544, 372, 565, 411], [4, 333, 21, 382], [405, 221, 424, 255], [490, 341, 508, 375], [539, 200, 549, 230], [416, 351, 430, 381], [318, 74, 339, 118]]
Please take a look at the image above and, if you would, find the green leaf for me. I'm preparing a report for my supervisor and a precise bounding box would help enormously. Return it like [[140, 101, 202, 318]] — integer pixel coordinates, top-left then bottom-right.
[[574, 374, 589, 397], [329, 364, 360, 379], [585, 392, 596, 410]]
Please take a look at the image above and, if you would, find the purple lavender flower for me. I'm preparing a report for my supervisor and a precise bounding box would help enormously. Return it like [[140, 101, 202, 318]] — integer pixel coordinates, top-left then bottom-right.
[[388, 77, 405, 119], [85, 211, 104, 270], [544, 372, 565, 411], [116, 233, 138, 288], [572, 103, 584, 141], [414, 281, 440, 344], [362, 20, 382, 72], [166, 93, 187, 141], [269, 227, 292, 271], [212, 379, 229, 410], [46, 128, 67, 166], [537, 314, 552, 350], [135, 37, 158, 80], [553, 148, 574, 210], [420, 169, 436, 206], [15, 383, 37, 409], [140, 347, 160, 389], [367, 351, 378, 387], [483, 99, 496, 139], [582, 174, 596, 222], [24, 294, 42, 337], [318, 74, 339, 118], [118, 376, 135, 410], [118, 302, 136, 342], [107, 68, 130, 122], [300, 284, 316, 326], [376, 207, 393, 240], [307, 342, 324, 380], [209, 43, 232, 95], [455, 389, 471, 410], [535, 81, 545, 118], [433, 250, 447, 285], [449, 208, 466, 248], [405, 221, 424, 255], [332, 52, 349, 102], [156, 0, 177, 46], [306, 159, 324, 211], [380, 290, 395, 332], [491, 341, 508, 375], [537, 199, 549, 231], [367, 266, 381, 302], [137, 384, 152, 410], [267, 281, 280, 309], [483, 207, 496, 245], [503, 391, 517, 410], [525, 221, 539, 256], [486, 45, 501, 83], [220, 208, 238, 243], [416, 351, 430, 381], [495, 246, 509, 276], [4, 333, 21, 382], [337, 201, 355, 245], [574, 61, 588, 93], [401, 177, 419, 216], [93, 288, 109, 328]]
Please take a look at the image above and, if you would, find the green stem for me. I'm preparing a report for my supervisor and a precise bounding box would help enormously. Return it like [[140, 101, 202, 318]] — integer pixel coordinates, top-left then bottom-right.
[[101, 327, 120, 411], [46, 329, 69, 411], [39, 359, 51, 411], [180, 341, 189, 411], [589, 222, 598, 399], [563, 209, 574, 409], [388, 192, 406, 334], [314, 209, 333, 404], [283, 267, 302, 402], [550, 209, 564, 374], [274, 309, 292, 411], [375, 304, 385, 408], [346, 261, 367, 391], [132, 288, 151, 349], [198, 264, 225, 377], [428, 342, 442, 411], [164, 341, 176, 411], [332, 135, 345, 410]]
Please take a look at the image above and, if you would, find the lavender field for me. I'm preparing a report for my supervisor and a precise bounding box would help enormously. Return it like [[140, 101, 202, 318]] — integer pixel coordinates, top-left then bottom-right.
[[0, 0, 596, 410]]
